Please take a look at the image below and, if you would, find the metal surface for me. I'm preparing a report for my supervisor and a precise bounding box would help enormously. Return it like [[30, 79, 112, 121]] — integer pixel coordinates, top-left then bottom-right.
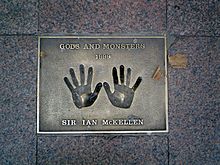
[[37, 36, 168, 134]]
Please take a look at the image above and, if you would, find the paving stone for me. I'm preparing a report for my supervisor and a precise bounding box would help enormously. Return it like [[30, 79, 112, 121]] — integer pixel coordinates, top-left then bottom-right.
[[168, 37, 220, 164], [39, 0, 166, 34], [0, 0, 38, 34], [37, 135, 168, 165], [168, 0, 220, 36], [0, 36, 37, 164]]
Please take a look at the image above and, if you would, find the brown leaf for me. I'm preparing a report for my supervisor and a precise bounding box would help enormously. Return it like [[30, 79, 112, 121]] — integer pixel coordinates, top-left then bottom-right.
[[40, 51, 47, 58], [168, 53, 187, 68], [152, 66, 162, 80]]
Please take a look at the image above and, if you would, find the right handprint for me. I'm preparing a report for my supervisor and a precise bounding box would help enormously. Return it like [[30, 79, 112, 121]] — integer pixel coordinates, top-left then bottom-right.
[[104, 65, 142, 108]]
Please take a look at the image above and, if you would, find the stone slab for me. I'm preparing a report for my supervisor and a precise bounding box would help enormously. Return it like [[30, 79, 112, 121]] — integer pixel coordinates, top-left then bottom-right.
[[37, 136, 168, 165], [0, 0, 38, 34], [168, 37, 220, 164], [0, 36, 37, 164], [39, 0, 166, 34], [168, 0, 220, 36]]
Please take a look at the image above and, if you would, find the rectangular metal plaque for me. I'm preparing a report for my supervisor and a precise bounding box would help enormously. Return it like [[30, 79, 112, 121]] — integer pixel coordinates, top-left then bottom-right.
[[37, 36, 168, 134]]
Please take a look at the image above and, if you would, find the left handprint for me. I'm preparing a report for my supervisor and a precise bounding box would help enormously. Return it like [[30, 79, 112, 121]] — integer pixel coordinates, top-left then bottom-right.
[[64, 64, 102, 109]]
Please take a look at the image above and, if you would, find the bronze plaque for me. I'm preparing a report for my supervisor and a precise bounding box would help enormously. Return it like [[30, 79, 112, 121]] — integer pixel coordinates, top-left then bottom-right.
[[37, 36, 168, 134]]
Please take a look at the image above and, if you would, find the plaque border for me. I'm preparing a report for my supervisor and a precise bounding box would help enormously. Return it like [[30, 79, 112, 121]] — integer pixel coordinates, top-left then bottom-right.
[[37, 35, 168, 134]]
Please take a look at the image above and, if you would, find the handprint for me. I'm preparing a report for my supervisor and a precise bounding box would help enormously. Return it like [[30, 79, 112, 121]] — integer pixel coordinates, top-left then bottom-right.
[[64, 64, 102, 109], [103, 65, 142, 108]]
